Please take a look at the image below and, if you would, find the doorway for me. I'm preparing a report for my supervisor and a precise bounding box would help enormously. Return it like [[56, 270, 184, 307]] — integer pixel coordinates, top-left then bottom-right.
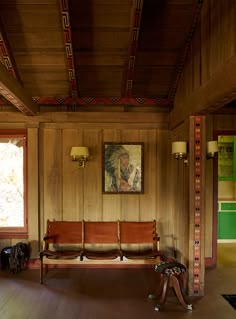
[[217, 134, 236, 266]]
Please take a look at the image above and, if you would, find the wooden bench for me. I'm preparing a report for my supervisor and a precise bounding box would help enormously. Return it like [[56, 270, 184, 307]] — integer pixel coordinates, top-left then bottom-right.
[[39, 220, 162, 284]]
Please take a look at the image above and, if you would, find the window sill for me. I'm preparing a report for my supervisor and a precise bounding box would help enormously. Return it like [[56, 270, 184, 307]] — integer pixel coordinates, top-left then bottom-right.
[[0, 231, 28, 239]]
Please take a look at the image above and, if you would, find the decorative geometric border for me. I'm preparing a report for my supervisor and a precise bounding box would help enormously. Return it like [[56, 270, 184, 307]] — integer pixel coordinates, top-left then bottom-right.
[[31, 96, 172, 106], [193, 115, 202, 296], [59, 0, 78, 111], [0, 95, 172, 107]]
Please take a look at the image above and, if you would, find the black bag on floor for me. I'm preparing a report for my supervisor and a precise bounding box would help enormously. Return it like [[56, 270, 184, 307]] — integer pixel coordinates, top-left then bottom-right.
[[1, 242, 30, 273]]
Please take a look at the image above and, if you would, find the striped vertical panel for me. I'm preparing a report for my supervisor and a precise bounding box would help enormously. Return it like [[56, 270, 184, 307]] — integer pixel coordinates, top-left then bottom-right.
[[193, 115, 202, 295]]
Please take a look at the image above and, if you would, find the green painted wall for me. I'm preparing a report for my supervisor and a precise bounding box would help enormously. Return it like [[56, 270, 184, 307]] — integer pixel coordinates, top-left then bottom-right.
[[218, 202, 236, 239]]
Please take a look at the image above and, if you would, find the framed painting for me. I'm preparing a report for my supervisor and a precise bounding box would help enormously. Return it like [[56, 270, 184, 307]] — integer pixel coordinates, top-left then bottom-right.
[[102, 142, 144, 194]]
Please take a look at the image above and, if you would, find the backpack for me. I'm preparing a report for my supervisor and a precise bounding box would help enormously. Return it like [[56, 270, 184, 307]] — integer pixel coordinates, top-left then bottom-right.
[[1, 242, 30, 274]]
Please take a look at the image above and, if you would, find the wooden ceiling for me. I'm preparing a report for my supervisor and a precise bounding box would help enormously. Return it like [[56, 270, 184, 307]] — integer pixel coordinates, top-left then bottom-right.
[[0, 0, 203, 115]]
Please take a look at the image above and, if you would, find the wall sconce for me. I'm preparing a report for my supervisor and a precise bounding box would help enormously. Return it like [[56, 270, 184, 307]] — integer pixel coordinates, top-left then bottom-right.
[[172, 141, 188, 164], [70, 146, 89, 168], [207, 141, 218, 159]]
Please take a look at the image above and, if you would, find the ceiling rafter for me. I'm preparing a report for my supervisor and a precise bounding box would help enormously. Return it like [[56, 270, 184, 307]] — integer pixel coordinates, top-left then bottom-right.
[[0, 61, 38, 116], [0, 16, 22, 85], [0, 17, 37, 115], [0, 0, 212, 113], [59, 0, 78, 112], [124, 0, 144, 98]]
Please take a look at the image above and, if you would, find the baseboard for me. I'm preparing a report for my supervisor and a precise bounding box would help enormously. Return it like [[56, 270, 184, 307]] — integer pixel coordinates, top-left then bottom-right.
[[205, 257, 216, 268], [217, 239, 236, 243]]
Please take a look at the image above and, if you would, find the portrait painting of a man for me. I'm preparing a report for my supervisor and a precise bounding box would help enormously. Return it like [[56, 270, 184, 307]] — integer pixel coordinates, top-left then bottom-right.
[[103, 143, 144, 194]]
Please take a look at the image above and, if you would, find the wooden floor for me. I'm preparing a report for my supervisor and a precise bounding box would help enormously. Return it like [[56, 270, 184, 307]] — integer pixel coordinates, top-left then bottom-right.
[[217, 242, 236, 266], [0, 254, 236, 319]]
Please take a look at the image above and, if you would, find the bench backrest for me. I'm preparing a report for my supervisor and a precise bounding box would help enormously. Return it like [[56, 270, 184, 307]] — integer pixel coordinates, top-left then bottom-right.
[[119, 220, 158, 249], [84, 221, 119, 244], [43, 220, 158, 249], [45, 220, 83, 244]]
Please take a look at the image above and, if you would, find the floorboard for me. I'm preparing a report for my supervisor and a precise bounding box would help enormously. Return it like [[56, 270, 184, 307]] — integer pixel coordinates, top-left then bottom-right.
[[0, 264, 236, 319]]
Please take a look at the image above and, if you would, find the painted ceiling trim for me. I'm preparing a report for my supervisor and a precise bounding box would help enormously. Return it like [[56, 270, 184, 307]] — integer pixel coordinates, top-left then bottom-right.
[[59, 0, 78, 112], [0, 96, 172, 107], [32, 96, 172, 106]]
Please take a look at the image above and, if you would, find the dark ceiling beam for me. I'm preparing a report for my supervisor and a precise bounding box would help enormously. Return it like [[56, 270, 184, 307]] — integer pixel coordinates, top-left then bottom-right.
[[0, 16, 22, 85], [0, 16, 36, 115], [59, 0, 78, 112], [168, 1, 204, 101], [0, 62, 38, 115], [124, 0, 144, 97]]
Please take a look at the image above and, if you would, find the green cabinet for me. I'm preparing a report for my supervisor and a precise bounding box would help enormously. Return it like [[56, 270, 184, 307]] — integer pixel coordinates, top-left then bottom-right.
[[218, 202, 236, 239], [218, 136, 236, 181]]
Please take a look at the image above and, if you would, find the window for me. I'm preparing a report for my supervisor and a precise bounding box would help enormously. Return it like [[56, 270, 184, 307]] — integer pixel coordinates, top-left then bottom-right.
[[0, 131, 27, 238]]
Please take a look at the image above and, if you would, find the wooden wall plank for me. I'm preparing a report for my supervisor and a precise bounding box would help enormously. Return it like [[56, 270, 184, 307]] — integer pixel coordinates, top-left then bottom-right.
[[27, 128, 39, 257], [39, 127, 44, 244], [205, 115, 214, 259], [169, 120, 190, 264], [157, 129, 173, 254], [102, 129, 121, 221], [213, 114, 236, 130], [139, 130, 157, 221], [42, 128, 62, 222], [62, 129, 84, 221], [83, 129, 102, 221], [120, 130, 141, 221]]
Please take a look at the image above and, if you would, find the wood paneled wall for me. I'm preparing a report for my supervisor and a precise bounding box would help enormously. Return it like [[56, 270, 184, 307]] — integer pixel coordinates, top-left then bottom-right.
[[39, 125, 171, 251], [213, 114, 236, 130], [169, 0, 236, 270], [205, 115, 215, 260], [0, 112, 177, 260], [170, 0, 236, 128], [170, 121, 190, 265]]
